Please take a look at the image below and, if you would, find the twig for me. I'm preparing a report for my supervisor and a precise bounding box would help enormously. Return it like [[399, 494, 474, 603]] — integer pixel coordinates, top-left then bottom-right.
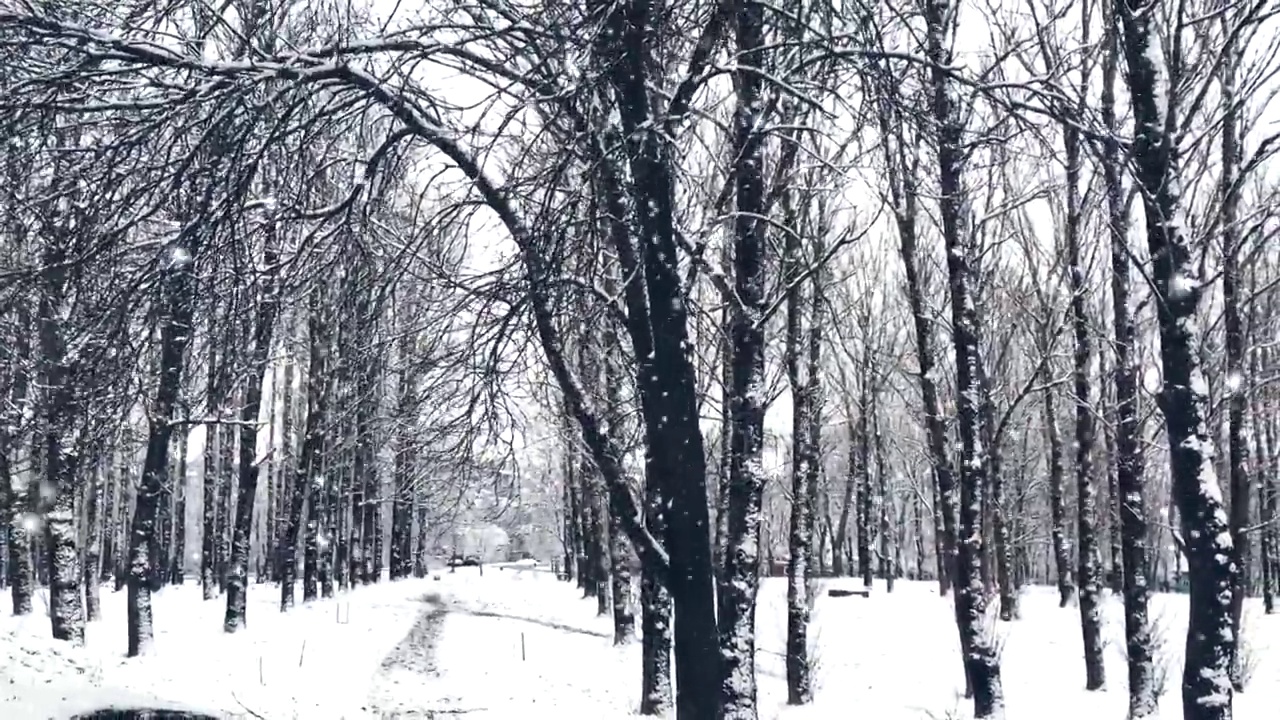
[[231, 691, 269, 720]]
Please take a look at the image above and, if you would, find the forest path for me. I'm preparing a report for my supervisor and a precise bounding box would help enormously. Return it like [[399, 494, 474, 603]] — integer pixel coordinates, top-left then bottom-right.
[[364, 591, 452, 718], [376, 567, 639, 719]]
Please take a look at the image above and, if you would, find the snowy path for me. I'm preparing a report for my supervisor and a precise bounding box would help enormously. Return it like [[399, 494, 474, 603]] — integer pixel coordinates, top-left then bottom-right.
[[365, 592, 449, 718]]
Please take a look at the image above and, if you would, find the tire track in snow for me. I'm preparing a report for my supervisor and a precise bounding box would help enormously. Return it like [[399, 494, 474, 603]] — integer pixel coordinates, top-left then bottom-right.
[[366, 592, 452, 718]]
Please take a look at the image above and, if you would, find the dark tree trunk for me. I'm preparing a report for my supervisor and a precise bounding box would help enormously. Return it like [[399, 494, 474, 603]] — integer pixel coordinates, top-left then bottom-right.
[[170, 433, 187, 586], [83, 467, 103, 620], [1101, 374, 1123, 593], [600, 309, 633, 642], [1117, 2, 1237, 715], [1256, 352, 1278, 614], [5, 307, 34, 616], [201, 331, 222, 600], [224, 223, 281, 632], [783, 198, 814, 704], [639, 463, 672, 715], [598, 7, 722, 713], [976, 365, 1015, 619], [38, 218, 83, 644], [215, 417, 235, 593], [857, 380, 873, 589], [873, 61, 957, 598], [1042, 382, 1074, 607], [1219, 27, 1251, 693], [875, 394, 894, 593], [100, 462, 117, 585], [1065, 120, 1106, 692], [716, 4, 770, 714], [1100, 11, 1154, 713], [283, 296, 329, 610], [923, 1, 1004, 712], [389, 303, 416, 581], [561, 429, 578, 584], [126, 261, 196, 652]]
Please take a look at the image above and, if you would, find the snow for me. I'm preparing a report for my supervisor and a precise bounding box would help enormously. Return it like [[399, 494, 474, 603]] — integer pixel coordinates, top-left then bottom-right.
[[3, 571, 1277, 719], [1, 578, 440, 718]]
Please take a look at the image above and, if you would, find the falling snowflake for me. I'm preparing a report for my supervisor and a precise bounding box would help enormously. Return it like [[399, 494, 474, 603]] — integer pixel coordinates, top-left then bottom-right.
[[169, 245, 192, 268]]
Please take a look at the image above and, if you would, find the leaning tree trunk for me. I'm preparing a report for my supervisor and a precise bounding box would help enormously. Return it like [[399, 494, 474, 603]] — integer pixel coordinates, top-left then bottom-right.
[[223, 220, 282, 633], [1101, 11, 1155, 712], [923, 0, 1004, 713], [127, 240, 199, 656], [1117, 3, 1237, 716], [873, 54, 958, 598]]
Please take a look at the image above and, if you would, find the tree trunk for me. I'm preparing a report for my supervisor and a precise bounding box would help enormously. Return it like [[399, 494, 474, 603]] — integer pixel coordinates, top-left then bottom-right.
[[1101, 11, 1154, 712], [1117, 3, 1236, 715], [283, 297, 329, 610], [923, 0, 1004, 712], [38, 219, 84, 644], [390, 303, 415, 581], [170, 433, 187, 586], [639, 462, 672, 715], [1219, 24, 1251, 693], [875, 394, 894, 593], [873, 60, 957, 598], [857, 380, 873, 589], [216, 417, 235, 593], [1065, 119, 1106, 692], [126, 236, 200, 655], [717, 4, 769, 713], [5, 309, 34, 616], [1041, 382, 1074, 607], [83, 466, 103, 620], [783, 195, 813, 704], [224, 222, 281, 632]]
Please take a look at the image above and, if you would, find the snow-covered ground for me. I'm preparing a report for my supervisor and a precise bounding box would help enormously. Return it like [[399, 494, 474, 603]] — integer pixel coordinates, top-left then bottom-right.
[[0, 577, 442, 718], [2, 567, 1277, 719]]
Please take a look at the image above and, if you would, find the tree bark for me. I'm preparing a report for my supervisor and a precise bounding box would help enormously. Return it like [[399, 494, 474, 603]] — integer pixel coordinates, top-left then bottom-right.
[[126, 241, 198, 655], [1117, 3, 1237, 715], [1100, 13, 1155, 712], [783, 192, 813, 704], [1219, 23, 1251, 692], [923, 0, 1004, 713], [717, 3, 769, 714], [1065, 119, 1106, 691], [83, 466, 103, 620], [224, 220, 281, 632], [283, 296, 329, 610]]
